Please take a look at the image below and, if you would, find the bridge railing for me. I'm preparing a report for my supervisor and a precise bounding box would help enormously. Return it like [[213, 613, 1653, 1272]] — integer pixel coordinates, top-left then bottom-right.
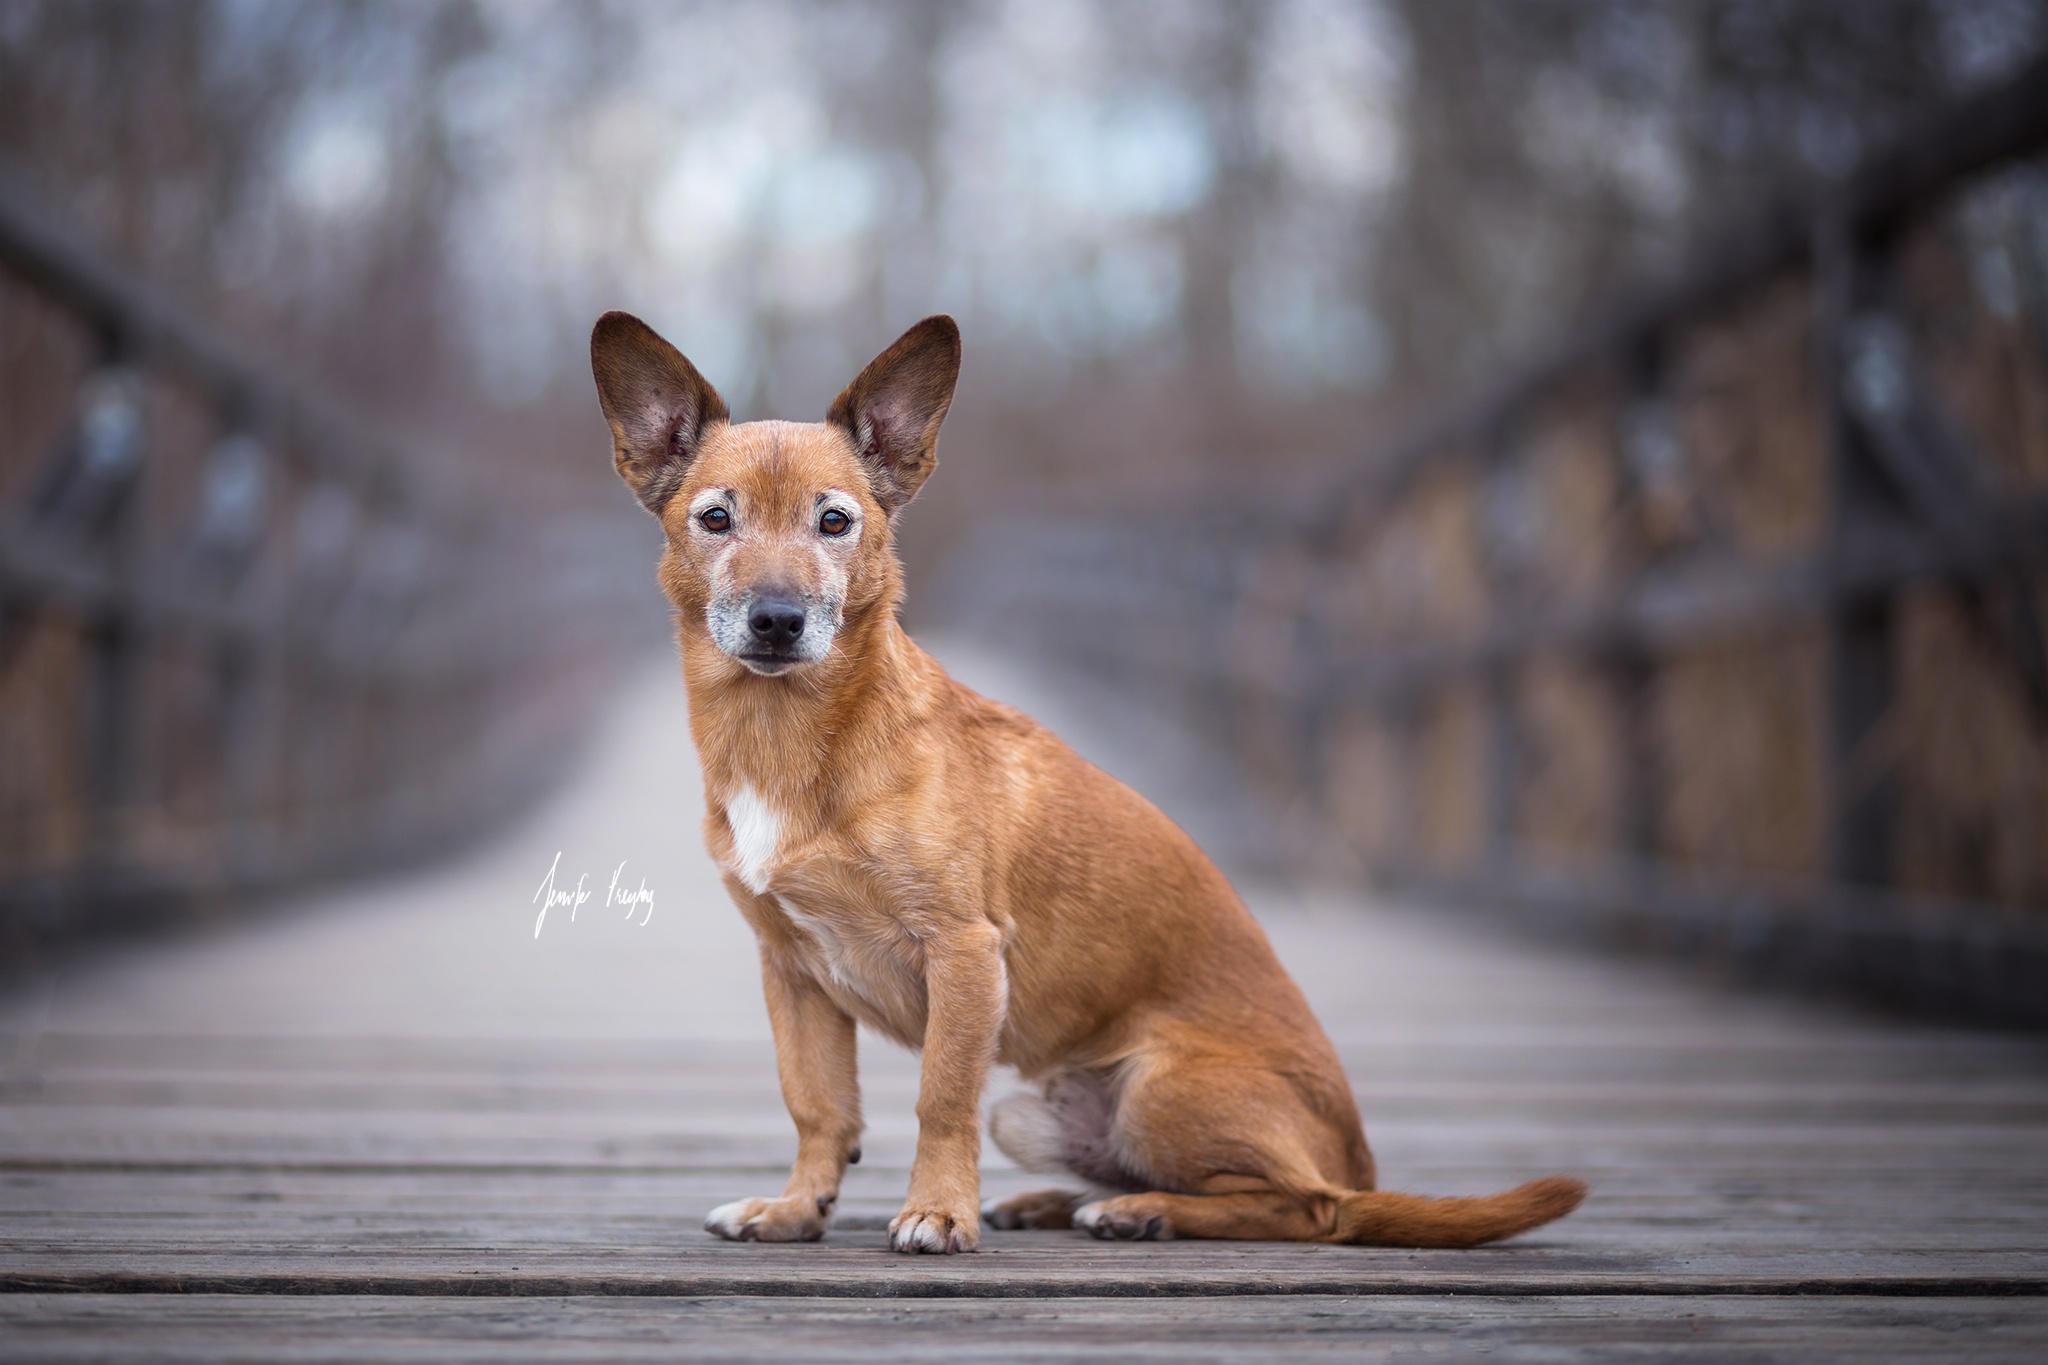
[[948, 53, 2048, 1027], [0, 164, 655, 961]]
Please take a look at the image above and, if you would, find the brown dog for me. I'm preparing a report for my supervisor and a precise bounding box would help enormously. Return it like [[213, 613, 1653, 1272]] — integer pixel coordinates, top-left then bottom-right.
[[590, 311, 1586, 1254]]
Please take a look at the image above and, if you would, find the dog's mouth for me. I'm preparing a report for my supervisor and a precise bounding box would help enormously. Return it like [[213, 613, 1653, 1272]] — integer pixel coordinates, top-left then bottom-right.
[[734, 651, 806, 676]]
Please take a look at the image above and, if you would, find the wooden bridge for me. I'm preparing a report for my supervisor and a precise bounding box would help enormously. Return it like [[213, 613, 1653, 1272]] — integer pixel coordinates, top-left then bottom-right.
[[1, 648, 2044, 1360], [2, 45, 2047, 1364]]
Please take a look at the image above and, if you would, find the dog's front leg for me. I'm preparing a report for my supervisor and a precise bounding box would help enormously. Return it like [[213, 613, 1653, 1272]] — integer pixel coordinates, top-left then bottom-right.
[[704, 948, 861, 1243], [890, 919, 1005, 1254]]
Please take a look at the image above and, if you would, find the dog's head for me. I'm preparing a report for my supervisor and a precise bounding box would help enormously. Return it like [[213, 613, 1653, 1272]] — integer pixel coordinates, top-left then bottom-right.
[[590, 313, 960, 677]]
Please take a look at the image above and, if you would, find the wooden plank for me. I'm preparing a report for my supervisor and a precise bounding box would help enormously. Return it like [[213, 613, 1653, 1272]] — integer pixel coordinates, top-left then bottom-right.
[[2, 1295, 2045, 1364], [2, 1251, 2044, 1300]]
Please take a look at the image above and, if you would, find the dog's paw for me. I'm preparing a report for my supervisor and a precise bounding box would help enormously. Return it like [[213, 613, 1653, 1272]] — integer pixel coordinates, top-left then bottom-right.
[[704, 1195, 830, 1243], [984, 1187, 1083, 1231], [1074, 1197, 1174, 1241], [888, 1201, 980, 1254]]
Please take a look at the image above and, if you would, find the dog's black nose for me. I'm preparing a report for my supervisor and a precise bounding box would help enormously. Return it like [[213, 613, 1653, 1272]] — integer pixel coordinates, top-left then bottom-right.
[[748, 598, 806, 647]]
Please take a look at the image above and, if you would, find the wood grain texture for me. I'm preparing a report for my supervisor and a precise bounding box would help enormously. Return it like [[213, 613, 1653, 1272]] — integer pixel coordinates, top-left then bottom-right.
[[5, 1295, 2047, 1364]]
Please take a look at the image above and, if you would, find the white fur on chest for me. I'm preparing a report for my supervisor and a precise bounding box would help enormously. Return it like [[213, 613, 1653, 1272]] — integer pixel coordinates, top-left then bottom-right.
[[722, 784, 782, 894]]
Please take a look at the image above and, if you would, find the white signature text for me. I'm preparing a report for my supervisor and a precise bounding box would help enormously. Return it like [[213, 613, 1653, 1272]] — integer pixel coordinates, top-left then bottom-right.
[[533, 851, 655, 937]]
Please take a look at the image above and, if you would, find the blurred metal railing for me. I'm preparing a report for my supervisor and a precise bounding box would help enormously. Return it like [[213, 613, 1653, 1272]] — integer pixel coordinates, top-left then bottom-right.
[[0, 163, 658, 962], [953, 51, 2048, 1026]]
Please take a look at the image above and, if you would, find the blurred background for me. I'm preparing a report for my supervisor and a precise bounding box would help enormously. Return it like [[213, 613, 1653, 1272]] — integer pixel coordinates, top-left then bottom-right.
[[2, 0, 2046, 1024]]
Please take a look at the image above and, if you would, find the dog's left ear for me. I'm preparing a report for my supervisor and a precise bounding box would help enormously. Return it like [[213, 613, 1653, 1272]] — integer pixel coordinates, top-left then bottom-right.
[[827, 315, 961, 513]]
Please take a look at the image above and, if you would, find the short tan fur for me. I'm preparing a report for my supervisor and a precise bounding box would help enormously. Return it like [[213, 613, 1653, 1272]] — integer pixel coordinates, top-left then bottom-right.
[[589, 311, 1587, 1254]]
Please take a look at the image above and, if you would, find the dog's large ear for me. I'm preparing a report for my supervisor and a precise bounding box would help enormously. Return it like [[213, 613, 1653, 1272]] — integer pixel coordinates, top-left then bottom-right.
[[826, 315, 960, 514], [590, 311, 729, 515]]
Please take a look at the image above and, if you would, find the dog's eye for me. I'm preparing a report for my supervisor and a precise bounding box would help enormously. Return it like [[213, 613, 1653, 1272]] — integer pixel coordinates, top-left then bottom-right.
[[699, 507, 731, 534], [819, 509, 851, 537]]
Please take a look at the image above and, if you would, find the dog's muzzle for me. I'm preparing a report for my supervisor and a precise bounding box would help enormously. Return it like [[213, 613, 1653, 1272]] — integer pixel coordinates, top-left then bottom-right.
[[710, 585, 836, 675]]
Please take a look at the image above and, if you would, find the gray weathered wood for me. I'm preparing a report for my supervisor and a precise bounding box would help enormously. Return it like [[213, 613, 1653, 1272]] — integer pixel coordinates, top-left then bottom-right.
[[5, 1295, 2047, 1364]]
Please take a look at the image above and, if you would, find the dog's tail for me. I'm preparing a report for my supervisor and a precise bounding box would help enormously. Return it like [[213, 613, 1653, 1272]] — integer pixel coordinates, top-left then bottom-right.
[[1327, 1175, 1586, 1248]]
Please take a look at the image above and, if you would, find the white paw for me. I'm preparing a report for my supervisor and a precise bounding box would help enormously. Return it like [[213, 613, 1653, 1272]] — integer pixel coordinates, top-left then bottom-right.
[[704, 1199, 758, 1239], [704, 1195, 828, 1242], [1073, 1200, 1108, 1234], [887, 1206, 978, 1254]]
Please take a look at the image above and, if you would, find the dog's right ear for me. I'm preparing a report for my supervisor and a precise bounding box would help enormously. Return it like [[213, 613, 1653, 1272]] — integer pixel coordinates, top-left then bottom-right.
[[590, 311, 729, 515]]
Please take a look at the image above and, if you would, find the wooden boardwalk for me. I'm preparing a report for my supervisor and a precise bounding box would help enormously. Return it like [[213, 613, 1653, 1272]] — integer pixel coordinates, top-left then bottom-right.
[[1, 647, 2045, 1361]]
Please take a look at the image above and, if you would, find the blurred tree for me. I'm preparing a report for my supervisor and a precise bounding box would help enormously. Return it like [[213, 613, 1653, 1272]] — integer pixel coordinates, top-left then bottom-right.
[[1371, 0, 2044, 392]]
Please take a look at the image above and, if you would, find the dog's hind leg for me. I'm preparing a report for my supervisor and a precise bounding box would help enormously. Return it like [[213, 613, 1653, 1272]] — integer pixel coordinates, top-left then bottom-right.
[[1065, 1042, 1370, 1243], [1074, 1179, 1586, 1246], [1080, 1045, 1582, 1246], [1075, 1188, 1334, 1241], [984, 1187, 1085, 1230]]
